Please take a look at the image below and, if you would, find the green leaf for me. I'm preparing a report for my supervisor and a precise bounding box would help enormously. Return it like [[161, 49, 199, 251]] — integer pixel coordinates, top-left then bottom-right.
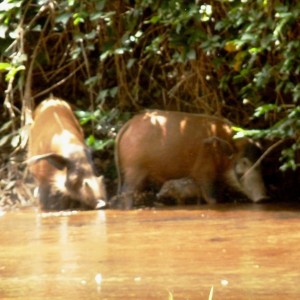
[[0, 133, 11, 147], [84, 76, 98, 87], [254, 104, 279, 118], [5, 65, 25, 81], [73, 13, 85, 26], [67, 0, 75, 6], [149, 15, 160, 24], [86, 136, 114, 150], [127, 58, 136, 69], [109, 86, 118, 97], [232, 127, 263, 139], [98, 89, 109, 101], [0, 120, 13, 133], [75, 110, 93, 119], [186, 49, 196, 60], [56, 13, 72, 26], [11, 134, 20, 148], [0, 0, 22, 11], [0, 24, 7, 38], [241, 33, 256, 43], [0, 62, 10, 71]]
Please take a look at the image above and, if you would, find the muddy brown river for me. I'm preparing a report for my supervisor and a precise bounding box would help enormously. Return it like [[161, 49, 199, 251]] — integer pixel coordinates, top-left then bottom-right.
[[1, 204, 300, 299]]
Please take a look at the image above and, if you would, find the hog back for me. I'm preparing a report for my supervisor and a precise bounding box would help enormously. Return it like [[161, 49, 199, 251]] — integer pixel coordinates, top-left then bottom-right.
[[29, 99, 85, 183]]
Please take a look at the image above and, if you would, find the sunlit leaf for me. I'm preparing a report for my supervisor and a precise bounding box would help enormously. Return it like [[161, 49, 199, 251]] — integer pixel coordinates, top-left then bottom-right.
[[149, 15, 160, 24], [186, 49, 196, 60], [127, 58, 136, 69], [0, 62, 10, 71], [0, 24, 7, 38], [84, 76, 98, 87], [56, 13, 72, 26], [0, 0, 22, 11], [0, 120, 13, 132], [67, 0, 75, 6], [109, 86, 118, 98], [5, 65, 25, 81], [254, 104, 279, 117], [86, 136, 114, 150], [0, 133, 11, 147], [233, 51, 246, 71], [11, 134, 20, 148], [225, 40, 239, 53], [98, 89, 109, 101], [232, 127, 263, 139]]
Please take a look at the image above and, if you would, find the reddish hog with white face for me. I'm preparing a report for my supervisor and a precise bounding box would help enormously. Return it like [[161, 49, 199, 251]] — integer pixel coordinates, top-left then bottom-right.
[[28, 97, 107, 211], [115, 110, 268, 209]]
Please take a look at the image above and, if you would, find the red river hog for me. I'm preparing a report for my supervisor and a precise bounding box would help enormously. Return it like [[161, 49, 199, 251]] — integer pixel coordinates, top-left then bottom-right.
[[157, 177, 202, 205], [27, 97, 107, 210], [114, 110, 268, 209]]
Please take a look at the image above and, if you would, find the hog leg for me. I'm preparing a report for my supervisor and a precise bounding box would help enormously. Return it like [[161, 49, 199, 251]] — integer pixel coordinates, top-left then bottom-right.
[[38, 185, 63, 210], [195, 189, 202, 205], [119, 167, 148, 209], [193, 159, 218, 204], [195, 177, 217, 204], [176, 196, 185, 206], [38, 185, 62, 210], [119, 183, 135, 209]]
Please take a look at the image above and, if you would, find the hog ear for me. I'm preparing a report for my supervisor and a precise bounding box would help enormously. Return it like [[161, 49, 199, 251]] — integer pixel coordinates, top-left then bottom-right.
[[97, 175, 104, 184], [235, 157, 252, 175], [98, 175, 107, 192], [27, 153, 72, 170], [204, 136, 234, 156]]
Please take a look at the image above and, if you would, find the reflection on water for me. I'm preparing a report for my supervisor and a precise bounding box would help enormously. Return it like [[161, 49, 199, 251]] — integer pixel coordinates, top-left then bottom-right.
[[1, 204, 300, 299]]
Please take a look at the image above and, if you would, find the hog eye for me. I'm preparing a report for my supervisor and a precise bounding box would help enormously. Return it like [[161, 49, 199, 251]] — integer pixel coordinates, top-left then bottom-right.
[[83, 179, 92, 190]]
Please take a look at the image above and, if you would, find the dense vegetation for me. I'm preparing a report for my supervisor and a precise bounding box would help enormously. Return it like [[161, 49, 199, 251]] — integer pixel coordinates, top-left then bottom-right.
[[0, 0, 299, 207]]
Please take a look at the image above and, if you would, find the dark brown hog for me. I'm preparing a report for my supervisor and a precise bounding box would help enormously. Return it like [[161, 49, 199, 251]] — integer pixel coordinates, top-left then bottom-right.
[[114, 110, 268, 209], [27, 97, 107, 211], [157, 177, 201, 205]]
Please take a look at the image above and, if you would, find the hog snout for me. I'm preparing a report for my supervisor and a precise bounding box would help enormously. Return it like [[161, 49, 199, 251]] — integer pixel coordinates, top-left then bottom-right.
[[244, 177, 269, 203], [236, 157, 268, 203], [95, 199, 107, 209], [242, 171, 268, 203], [156, 191, 163, 199], [253, 195, 270, 203], [82, 176, 107, 208]]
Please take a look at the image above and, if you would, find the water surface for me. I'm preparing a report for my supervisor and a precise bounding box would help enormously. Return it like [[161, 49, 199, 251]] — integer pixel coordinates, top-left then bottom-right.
[[1, 204, 300, 299]]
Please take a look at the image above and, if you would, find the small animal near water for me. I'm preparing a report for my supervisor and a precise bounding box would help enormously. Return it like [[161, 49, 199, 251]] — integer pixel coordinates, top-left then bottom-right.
[[157, 177, 202, 205], [114, 110, 268, 209], [27, 97, 107, 211]]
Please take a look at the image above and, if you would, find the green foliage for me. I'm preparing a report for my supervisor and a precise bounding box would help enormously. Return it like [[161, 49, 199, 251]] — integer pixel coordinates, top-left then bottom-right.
[[75, 108, 131, 151], [0, 0, 299, 171]]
